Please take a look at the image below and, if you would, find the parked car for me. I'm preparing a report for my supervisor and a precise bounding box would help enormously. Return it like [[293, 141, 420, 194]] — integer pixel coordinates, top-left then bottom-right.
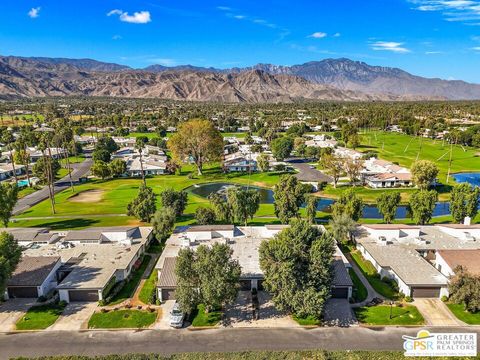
[[169, 302, 185, 328]]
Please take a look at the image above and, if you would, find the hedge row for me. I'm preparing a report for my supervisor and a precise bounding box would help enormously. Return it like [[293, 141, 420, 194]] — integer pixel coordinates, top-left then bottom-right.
[[13, 351, 480, 360]]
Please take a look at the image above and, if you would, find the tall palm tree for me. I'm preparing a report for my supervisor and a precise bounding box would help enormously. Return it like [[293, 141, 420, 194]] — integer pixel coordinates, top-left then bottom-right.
[[1, 131, 18, 184], [39, 133, 56, 214], [135, 137, 147, 186]]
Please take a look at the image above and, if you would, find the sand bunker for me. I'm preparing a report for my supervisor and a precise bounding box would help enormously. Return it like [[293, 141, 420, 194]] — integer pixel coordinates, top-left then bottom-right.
[[69, 189, 104, 203]]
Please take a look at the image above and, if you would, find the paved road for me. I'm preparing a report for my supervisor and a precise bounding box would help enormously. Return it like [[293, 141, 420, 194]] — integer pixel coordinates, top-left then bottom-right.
[[1, 327, 478, 359], [286, 158, 333, 183], [13, 158, 93, 216]]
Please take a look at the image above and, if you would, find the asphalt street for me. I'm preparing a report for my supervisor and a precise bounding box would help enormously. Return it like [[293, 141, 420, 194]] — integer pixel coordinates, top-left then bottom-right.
[[12, 158, 93, 216], [286, 158, 333, 183], [1, 326, 479, 359]]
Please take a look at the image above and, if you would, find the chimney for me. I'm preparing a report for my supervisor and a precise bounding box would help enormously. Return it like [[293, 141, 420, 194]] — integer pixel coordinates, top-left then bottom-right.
[[464, 216, 472, 226]]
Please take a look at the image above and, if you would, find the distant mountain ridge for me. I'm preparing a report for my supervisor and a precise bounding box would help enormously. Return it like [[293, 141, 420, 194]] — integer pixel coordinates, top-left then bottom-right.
[[1, 55, 479, 101]]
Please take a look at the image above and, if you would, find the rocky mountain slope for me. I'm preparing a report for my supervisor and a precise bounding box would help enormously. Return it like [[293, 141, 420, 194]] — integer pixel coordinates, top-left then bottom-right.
[[0, 55, 478, 101], [0, 56, 398, 102], [149, 58, 480, 100]]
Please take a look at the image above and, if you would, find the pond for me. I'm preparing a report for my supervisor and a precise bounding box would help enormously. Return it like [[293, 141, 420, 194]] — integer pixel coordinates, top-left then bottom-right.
[[452, 172, 480, 187], [187, 182, 452, 219]]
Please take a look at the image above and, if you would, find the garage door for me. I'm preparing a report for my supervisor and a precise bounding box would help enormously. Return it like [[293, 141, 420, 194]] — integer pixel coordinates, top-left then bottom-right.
[[331, 287, 349, 299], [257, 280, 265, 291], [68, 290, 99, 302], [161, 289, 176, 301], [239, 280, 251, 291], [8, 286, 38, 298], [412, 287, 441, 298]]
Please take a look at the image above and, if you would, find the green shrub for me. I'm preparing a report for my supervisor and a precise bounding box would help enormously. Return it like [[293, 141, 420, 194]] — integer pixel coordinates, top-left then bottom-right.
[[441, 295, 448, 302]]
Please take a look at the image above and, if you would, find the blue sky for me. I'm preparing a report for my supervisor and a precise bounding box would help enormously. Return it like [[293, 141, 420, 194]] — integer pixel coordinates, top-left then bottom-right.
[[1, 0, 480, 82]]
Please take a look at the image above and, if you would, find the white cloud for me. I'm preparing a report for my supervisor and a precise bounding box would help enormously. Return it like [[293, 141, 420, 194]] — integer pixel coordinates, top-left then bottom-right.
[[371, 41, 411, 53], [107, 9, 151, 24], [409, 0, 480, 25], [112, 35, 122, 40], [28, 7, 41, 18], [309, 32, 328, 38], [234, 15, 246, 19], [472, 46, 480, 50], [217, 6, 232, 11], [425, 50, 444, 54], [333, 32, 341, 37]]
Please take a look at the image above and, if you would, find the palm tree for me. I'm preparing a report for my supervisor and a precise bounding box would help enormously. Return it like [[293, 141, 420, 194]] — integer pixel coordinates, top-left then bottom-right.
[[329, 213, 357, 244], [135, 137, 147, 186], [1, 132, 18, 184], [39, 133, 56, 214]]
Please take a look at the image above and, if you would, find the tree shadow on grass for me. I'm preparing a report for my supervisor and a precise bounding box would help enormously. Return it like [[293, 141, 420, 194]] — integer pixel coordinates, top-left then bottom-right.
[[29, 218, 100, 230]]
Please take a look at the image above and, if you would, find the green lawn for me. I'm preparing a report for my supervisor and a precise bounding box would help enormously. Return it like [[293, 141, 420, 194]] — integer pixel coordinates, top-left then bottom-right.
[[447, 304, 480, 325], [16, 302, 66, 330], [88, 309, 157, 329], [354, 304, 425, 326], [321, 184, 451, 203], [349, 250, 399, 300], [129, 132, 159, 140], [292, 315, 321, 326], [18, 186, 38, 199], [139, 269, 158, 305], [11, 167, 286, 229], [59, 155, 85, 166], [191, 304, 222, 327], [221, 132, 247, 138], [109, 255, 151, 305], [359, 131, 480, 183], [349, 268, 368, 303]]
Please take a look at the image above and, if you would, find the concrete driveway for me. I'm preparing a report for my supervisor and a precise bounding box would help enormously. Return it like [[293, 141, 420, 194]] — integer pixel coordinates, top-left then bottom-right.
[[323, 299, 357, 327], [153, 300, 175, 329], [49, 302, 97, 331], [0, 298, 36, 332], [224, 291, 299, 328], [413, 299, 463, 326]]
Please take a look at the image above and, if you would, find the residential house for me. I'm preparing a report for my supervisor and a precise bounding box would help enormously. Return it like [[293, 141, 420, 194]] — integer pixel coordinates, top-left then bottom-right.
[[4, 256, 61, 299], [362, 158, 413, 188], [156, 225, 353, 302], [23, 226, 154, 302], [354, 224, 480, 298], [0, 163, 26, 181]]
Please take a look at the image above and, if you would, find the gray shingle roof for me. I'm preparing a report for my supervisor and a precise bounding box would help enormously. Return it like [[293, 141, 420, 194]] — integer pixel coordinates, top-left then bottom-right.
[[158, 257, 177, 288], [332, 260, 353, 287], [8, 256, 60, 287]]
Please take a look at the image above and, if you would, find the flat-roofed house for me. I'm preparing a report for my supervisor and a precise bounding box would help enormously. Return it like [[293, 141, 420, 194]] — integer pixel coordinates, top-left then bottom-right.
[[157, 225, 353, 302], [5, 256, 61, 299], [0, 163, 26, 181], [436, 249, 480, 277], [354, 224, 480, 298], [0, 227, 59, 246], [24, 226, 153, 302]]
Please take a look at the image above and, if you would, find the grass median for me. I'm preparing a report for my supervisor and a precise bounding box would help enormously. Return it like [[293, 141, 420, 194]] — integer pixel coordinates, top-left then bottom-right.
[[16, 302, 66, 330], [354, 304, 424, 326], [88, 309, 157, 329]]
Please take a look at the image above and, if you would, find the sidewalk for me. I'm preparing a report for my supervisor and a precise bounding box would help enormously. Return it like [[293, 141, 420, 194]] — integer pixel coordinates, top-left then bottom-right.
[[345, 252, 386, 308]]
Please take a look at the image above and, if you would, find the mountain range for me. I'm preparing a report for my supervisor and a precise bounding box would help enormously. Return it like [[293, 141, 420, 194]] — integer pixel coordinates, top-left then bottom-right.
[[1, 55, 480, 102]]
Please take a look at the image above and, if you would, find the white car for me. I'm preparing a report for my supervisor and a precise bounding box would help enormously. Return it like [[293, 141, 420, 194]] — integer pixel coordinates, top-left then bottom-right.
[[169, 302, 185, 328]]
